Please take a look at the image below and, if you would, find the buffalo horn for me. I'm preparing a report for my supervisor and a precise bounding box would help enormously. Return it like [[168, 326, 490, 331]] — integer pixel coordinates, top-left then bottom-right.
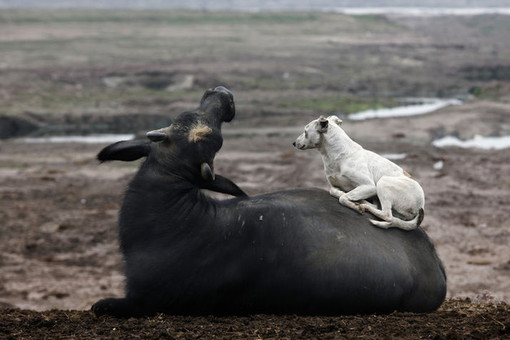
[[201, 162, 215, 181], [146, 128, 168, 142]]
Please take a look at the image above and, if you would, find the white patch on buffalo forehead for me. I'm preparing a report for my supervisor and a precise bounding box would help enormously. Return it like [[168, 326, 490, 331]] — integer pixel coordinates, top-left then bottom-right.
[[188, 123, 212, 143]]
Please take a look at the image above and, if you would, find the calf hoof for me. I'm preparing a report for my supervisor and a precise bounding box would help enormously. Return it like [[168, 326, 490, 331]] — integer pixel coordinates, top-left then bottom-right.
[[348, 202, 365, 214], [92, 297, 137, 318]]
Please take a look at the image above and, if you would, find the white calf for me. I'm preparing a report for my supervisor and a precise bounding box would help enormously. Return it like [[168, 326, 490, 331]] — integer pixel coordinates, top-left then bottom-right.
[[293, 115, 424, 231]]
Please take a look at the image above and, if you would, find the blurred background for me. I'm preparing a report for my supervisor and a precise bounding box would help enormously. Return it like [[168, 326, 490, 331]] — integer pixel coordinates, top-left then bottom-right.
[[0, 0, 509, 311]]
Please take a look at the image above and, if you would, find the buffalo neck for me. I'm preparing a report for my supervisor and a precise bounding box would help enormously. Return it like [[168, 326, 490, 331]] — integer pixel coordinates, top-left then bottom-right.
[[119, 166, 217, 250], [130, 155, 217, 214], [200, 110, 226, 131]]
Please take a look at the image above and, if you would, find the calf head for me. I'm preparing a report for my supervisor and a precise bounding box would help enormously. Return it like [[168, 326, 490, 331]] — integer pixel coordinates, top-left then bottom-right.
[[98, 86, 235, 183], [293, 115, 343, 150]]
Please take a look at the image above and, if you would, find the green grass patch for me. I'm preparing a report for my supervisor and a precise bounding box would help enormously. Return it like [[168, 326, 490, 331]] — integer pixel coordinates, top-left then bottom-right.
[[469, 83, 508, 100], [351, 14, 401, 31], [2, 85, 203, 116], [276, 96, 397, 114], [353, 14, 389, 24], [0, 162, 30, 170], [0, 9, 319, 25]]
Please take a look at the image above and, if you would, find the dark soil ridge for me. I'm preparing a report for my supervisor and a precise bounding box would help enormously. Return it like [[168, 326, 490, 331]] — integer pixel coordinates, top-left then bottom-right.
[[0, 107, 311, 139], [0, 113, 173, 139], [1, 299, 509, 339]]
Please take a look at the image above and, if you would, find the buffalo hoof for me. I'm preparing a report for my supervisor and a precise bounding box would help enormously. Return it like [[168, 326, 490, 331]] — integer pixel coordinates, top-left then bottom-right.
[[92, 297, 140, 318]]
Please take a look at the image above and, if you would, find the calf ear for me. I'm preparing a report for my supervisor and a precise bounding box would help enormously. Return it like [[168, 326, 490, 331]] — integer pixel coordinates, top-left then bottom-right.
[[318, 116, 329, 133], [329, 115, 343, 126], [97, 140, 151, 162]]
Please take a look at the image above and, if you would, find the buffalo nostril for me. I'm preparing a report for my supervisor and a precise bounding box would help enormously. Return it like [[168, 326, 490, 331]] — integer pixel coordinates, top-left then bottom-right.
[[292, 142, 296, 147]]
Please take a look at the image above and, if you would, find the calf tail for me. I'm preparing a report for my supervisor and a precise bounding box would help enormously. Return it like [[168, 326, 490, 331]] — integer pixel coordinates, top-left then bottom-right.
[[370, 208, 424, 231]]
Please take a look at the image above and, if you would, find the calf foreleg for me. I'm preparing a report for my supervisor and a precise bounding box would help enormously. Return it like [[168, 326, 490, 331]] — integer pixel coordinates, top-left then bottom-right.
[[329, 186, 345, 199], [339, 185, 377, 214]]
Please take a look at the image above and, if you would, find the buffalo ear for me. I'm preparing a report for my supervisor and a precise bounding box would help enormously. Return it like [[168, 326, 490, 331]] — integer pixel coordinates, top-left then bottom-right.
[[318, 115, 329, 133], [97, 140, 151, 162]]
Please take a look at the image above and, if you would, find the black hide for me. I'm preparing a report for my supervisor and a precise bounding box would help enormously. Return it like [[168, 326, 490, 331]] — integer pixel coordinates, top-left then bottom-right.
[[92, 87, 446, 317]]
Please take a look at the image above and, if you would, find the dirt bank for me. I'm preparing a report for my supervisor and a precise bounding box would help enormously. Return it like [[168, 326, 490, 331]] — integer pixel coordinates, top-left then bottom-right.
[[2, 299, 509, 339]]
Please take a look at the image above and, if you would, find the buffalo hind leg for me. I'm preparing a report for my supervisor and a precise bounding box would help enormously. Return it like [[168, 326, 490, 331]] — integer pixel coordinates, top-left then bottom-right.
[[92, 297, 146, 318]]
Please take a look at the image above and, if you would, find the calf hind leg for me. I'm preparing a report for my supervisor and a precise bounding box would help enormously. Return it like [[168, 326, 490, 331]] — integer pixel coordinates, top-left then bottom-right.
[[339, 185, 377, 214], [361, 198, 394, 228]]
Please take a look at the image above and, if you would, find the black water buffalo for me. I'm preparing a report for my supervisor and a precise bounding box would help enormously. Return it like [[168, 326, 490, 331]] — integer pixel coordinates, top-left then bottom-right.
[[92, 87, 446, 317]]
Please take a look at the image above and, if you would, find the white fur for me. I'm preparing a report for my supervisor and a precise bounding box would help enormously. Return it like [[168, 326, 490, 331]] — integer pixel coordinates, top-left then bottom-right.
[[294, 115, 425, 231]]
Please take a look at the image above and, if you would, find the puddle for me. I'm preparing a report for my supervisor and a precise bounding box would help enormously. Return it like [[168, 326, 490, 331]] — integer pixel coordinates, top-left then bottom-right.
[[381, 153, 407, 160], [8, 98, 469, 146], [334, 8, 510, 17], [348, 98, 462, 121], [432, 135, 510, 150], [16, 134, 135, 144]]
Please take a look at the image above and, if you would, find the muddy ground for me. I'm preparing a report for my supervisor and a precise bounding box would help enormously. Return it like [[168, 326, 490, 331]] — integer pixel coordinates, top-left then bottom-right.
[[1, 100, 510, 338], [1, 9, 510, 339], [2, 299, 509, 339]]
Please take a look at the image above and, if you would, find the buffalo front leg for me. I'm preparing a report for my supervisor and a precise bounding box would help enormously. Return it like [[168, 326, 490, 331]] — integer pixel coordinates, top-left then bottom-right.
[[339, 184, 377, 214], [92, 297, 147, 318]]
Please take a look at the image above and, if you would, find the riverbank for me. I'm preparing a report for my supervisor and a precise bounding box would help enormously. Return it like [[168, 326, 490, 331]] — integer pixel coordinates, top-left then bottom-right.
[[1, 10, 510, 337]]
